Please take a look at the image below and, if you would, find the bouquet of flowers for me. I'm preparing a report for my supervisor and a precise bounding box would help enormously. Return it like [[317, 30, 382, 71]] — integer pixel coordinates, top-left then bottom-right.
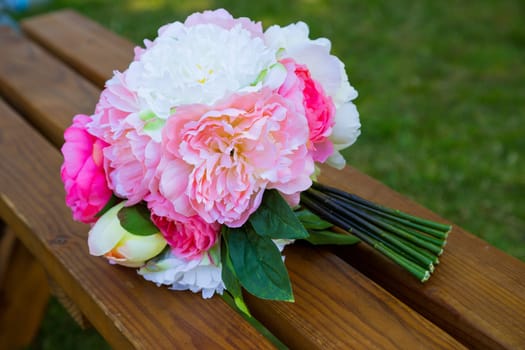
[[61, 9, 450, 311]]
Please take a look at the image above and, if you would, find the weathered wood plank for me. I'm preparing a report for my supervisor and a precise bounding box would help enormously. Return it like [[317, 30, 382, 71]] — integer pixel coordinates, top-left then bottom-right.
[[22, 9, 134, 88], [0, 99, 274, 349], [247, 244, 465, 349], [0, 27, 99, 147], [0, 25, 466, 349], [320, 165, 525, 349], [20, 10, 525, 349]]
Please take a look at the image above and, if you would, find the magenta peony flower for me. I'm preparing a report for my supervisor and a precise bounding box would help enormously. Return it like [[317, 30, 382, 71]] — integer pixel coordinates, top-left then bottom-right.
[[150, 89, 314, 227], [279, 58, 336, 163], [152, 214, 220, 261], [61, 114, 112, 224]]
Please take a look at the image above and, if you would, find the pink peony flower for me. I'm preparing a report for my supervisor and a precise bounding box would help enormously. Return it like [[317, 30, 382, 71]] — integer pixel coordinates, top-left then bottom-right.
[[151, 214, 220, 261], [150, 89, 314, 227], [102, 130, 161, 205], [88, 71, 161, 205], [147, 157, 195, 221], [183, 8, 264, 39], [279, 58, 336, 163], [61, 114, 112, 224], [89, 71, 139, 144]]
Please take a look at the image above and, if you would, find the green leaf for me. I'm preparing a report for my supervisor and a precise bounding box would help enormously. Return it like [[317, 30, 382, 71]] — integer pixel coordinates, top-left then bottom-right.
[[295, 209, 333, 230], [305, 230, 361, 245], [221, 230, 250, 316], [249, 190, 309, 239], [95, 195, 122, 218], [225, 225, 294, 302], [117, 203, 159, 236]]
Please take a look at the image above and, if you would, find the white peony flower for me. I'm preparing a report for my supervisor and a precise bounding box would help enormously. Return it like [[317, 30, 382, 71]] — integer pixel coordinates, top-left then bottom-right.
[[265, 21, 361, 169], [264, 21, 358, 107], [138, 243, 224, 299], [327, 102, 361, 169], [126, 22, 277, 119]]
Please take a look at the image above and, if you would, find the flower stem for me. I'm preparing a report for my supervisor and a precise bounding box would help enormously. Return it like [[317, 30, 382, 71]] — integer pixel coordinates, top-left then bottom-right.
[[303, 190, 436, 270], [338, 197, 449, 240], [301, 183, 451, 282], [314, 190, 445, 255], [311, 182, 451, 235], [382, 217, 447, 248], [300, 194, 432, 281]]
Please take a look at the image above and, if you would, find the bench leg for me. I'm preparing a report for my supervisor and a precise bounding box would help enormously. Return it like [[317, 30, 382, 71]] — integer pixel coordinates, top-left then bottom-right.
[[0, 226, 50, 349], [48, 278, 91, 330]]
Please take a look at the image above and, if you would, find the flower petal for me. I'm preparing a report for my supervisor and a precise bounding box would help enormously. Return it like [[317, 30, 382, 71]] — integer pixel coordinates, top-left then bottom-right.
[[88, 202, 126, 256]]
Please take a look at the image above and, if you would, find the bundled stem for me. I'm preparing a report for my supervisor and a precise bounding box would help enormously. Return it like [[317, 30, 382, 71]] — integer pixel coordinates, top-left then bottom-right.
[[301, 183, 451, 282]]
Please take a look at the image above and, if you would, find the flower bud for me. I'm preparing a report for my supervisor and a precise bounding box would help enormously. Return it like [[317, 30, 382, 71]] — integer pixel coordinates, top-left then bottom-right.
[[88, 202, 167, 267]]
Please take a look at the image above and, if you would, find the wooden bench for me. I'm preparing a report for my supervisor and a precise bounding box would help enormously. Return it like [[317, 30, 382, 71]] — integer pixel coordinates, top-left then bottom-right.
[[1, 9, 524, 349]]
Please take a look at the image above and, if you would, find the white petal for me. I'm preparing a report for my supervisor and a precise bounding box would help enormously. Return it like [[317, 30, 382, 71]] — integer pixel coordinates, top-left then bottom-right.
[[330, 102, 361, 150], [263, 62, 287, 90], [333, 63, 358, 106], [326, 151, 346, 170]]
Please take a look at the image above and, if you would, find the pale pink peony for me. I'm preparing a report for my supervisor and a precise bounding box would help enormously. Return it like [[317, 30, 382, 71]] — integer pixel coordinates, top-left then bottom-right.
[[147, 157, 195, 221], [88, 71, 161, 205], [151, 214, 220, 261], [183, 8, 263, 39], [279, 58, 335, 163], [150, 89, 314, 227], [89, 71, 139, 144], [102, 130, 161, 205], [61, 114, 112, 224]]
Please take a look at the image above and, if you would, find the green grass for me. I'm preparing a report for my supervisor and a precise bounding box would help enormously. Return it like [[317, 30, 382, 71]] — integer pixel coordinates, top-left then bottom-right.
[[10, 0, 524, 348]]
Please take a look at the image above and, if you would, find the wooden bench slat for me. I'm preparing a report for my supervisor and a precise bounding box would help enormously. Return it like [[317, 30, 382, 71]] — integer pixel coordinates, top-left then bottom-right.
[[18, 10, 525, 348], [0, 27, 99, 148], [247, 245, 465, 349], [320, 166, 525, 349], [22, 9, 134, 89], [0, 99, 274, 349], [0, 26, 465, 349]]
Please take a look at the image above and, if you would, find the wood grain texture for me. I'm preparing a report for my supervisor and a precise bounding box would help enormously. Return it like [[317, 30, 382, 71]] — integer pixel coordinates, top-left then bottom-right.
[[0, 25, 465, 349], [0, 224, 16, 286], [0, 27, 100, 148], [22, 9, 135, 88], [0, 238, 50, 349], [319, 165, 525, 349], [48, 277, 91, 329], [11, 9, 525, 348], [246, 244, 464, 349], [0, 100, 274, 349]]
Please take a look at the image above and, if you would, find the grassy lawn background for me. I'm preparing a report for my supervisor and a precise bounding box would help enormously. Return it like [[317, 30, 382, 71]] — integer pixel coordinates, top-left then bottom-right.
[[7, 0, 523, 348]]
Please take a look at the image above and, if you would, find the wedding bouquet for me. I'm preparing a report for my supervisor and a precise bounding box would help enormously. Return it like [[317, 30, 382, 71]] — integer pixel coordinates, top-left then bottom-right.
[[61, 9, 449, 310]]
